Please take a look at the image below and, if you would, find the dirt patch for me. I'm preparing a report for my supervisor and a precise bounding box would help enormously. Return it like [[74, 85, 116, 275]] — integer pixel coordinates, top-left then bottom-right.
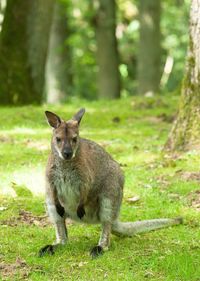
[[0, 258, 44, 280], [25, 139, 49, 151], [132, 98, 168, 110], [0, 258, 30, 280], [187, 190, 200, 212], [0, 210, 49, 227], [144, 114, 174, 124], [0, 209, 73, 227], [178, 171, 200, 182], [156, 175, 170, 188], [0, 135, 15, 144], [144, 116, 163, 124]]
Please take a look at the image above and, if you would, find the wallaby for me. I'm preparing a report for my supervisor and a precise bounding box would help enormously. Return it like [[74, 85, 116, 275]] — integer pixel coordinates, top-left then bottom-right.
[[39, 108, 183, 258]]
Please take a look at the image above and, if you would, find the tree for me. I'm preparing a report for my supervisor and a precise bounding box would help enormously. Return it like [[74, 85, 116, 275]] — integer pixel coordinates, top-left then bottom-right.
[[45, 0, 73, 104], [27, 0, 54, 100], [138, 0, 161, 95], [0, 0, 36, 104], [165, 0, 200, 151], [0, 0, 54, 105], [95, 0, 121, 99]]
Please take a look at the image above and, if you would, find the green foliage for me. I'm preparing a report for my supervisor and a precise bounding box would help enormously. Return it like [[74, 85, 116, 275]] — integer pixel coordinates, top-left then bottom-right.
[[0, 95, 199, 280], [117, 0, 190, 95], [161, 0, 190, 92], [64, 0, 97, 99]]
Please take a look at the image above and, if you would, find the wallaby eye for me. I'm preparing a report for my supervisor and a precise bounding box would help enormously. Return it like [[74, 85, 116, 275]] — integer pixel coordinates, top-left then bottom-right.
[[72, 136, 77, 143], [56, 137, 61, 143]]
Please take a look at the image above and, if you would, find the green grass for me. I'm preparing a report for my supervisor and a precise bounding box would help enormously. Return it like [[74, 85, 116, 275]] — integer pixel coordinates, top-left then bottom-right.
[[0, 95, 200, 280]]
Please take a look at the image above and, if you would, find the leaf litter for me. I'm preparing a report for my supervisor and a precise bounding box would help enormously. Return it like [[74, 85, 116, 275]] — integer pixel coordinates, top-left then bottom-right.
[[0, 209, 49, 227]]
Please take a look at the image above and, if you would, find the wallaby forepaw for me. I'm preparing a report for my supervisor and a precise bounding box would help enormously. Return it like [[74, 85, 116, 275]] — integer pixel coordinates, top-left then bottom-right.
[[90, 246, 103, 259], [38, 244, 55, 257], [77, 205, 85, 219]]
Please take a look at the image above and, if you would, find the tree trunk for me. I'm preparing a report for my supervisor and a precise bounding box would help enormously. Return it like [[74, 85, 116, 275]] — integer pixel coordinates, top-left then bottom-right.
[[138, 0, 161, 95], [0, 0, 54, 105], [165, 0, 200, 151], [45, 1, 73, 104], [0, 0, 36, 104], [95, 0, 121, 99], [27, 0, 54, 100]]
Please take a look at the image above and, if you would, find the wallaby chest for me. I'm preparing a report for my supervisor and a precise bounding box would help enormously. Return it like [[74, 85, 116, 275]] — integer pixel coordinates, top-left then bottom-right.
[[53, 165, 82, 213], [49, 161, 100, 223]]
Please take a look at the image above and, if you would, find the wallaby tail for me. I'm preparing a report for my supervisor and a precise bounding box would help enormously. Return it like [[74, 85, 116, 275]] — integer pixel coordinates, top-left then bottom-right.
[[112, 217, 183, 237]]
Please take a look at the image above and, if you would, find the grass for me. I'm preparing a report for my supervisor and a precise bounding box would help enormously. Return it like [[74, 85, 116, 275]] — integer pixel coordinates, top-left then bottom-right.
[[0, 95, 199, 280]]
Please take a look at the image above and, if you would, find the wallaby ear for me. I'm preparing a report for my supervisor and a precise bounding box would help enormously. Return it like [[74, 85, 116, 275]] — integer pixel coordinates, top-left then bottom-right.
[[72, 108, 85, 125], [45, 111, 61, 128]]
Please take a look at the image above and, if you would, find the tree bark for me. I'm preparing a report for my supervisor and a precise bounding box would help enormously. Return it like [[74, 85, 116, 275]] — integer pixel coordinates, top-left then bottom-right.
[[27, 0, 54, 100], [0, 0, 54, 105], [165, 0, 200, 151], [138, 0, 161, 95], [45, 1, 73, 104], [95, 0, 121, 99], [0, 0, 36, 104]]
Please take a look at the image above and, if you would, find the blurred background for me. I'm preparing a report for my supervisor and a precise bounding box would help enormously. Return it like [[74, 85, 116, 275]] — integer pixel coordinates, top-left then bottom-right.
[[0, 0, 190, 104]]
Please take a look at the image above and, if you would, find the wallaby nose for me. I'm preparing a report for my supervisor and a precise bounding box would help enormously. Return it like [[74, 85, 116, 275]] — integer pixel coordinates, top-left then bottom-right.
[[63, 149, 73, 160]]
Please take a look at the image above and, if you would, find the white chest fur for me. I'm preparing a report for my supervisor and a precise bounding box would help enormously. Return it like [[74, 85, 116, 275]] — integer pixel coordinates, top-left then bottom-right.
[[54, 168, 81, 217], [52, 166, 99, 223]]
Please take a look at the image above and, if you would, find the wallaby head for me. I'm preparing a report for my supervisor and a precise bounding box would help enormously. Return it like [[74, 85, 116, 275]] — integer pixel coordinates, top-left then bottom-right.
[[45, 108, 85, 160]]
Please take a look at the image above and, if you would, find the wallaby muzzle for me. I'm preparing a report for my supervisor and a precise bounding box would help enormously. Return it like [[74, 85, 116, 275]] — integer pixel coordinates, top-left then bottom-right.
[[62, 148, 73, 160]]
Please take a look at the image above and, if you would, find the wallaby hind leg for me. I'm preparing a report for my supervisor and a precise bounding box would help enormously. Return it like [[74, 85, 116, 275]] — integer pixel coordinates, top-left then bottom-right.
[[90, 222, 111, 258], [90, 196, 118, 258]]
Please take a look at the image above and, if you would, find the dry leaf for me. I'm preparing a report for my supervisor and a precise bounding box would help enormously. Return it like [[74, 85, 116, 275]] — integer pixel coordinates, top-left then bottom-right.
[[126, 196, 140, 204], [78, 261, 88, 267]]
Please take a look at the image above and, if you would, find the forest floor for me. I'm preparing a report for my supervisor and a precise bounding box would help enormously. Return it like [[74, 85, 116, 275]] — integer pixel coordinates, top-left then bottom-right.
[[0, 95, 199, 281]]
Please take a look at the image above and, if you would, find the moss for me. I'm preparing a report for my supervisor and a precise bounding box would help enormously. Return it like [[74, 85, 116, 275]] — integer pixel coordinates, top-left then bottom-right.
[[165, 66, 200, 151], [188, 55, 195, 68]]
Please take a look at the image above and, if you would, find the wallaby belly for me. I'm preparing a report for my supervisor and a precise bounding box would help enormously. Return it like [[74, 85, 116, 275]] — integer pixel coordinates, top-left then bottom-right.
[[54, 174, 100, 224]]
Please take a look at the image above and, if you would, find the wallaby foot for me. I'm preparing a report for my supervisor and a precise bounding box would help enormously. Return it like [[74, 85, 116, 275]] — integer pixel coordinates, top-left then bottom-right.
[[38, 242, 65, 257], [39, 244, 55, 257], [77, 204, 86, 219], [90, 222, 111, 258], [90, 245, 103, 259]]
